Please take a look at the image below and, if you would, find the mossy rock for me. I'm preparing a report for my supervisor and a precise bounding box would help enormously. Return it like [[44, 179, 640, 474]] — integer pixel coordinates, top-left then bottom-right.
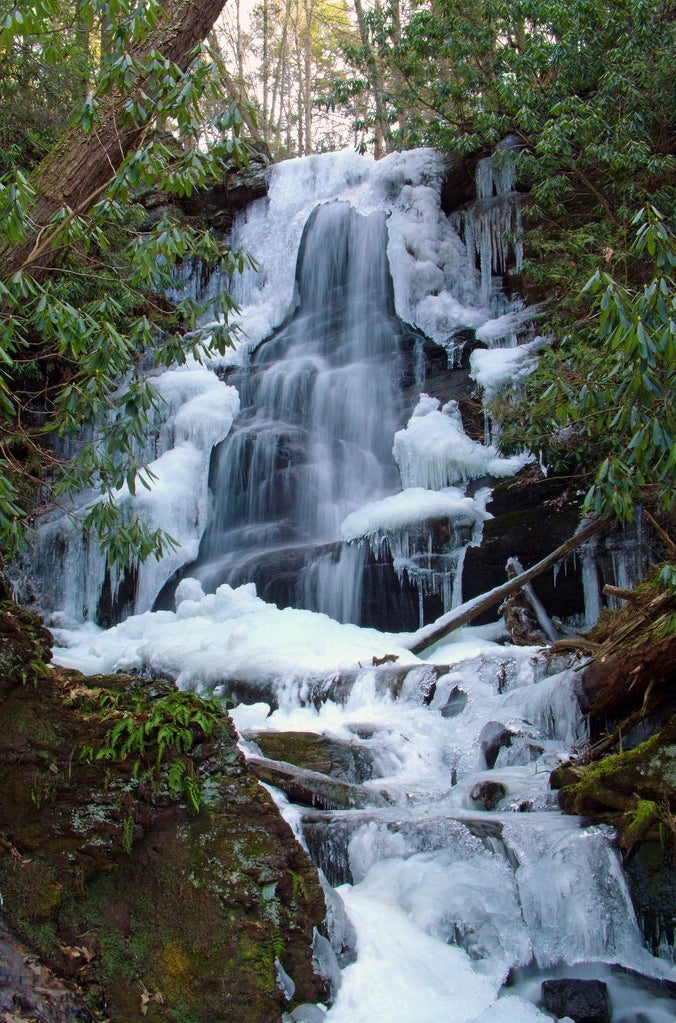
[[0, 600, 53, 696], [244, 730, 378, 784], [0, 602, 327, 1022], [552, 714, 676, 854]]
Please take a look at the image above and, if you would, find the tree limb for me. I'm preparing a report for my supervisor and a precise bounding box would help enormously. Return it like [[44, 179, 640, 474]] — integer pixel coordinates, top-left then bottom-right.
[[403, 517, 608, 655]]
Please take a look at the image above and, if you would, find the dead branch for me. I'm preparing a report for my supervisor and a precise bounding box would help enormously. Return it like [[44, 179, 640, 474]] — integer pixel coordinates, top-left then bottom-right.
[[403, 517, 607, 656]]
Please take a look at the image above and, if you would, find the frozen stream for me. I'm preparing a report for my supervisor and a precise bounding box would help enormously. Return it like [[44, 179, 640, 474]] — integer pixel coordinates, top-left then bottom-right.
[[40, 148, 676, 1020], [229, 633, 676, 1023], [52, 595, 676, 1021]]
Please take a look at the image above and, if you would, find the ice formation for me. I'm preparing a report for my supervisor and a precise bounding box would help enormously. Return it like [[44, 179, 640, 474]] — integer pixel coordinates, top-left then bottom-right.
[[43, 147, 676, 1023]]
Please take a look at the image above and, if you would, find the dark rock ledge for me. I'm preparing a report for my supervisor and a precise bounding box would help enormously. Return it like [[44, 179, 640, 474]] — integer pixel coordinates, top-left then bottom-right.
[[0, 601, 327, 1022]]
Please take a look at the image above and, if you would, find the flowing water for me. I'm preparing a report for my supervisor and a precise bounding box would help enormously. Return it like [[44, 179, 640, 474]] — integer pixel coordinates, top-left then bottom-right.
[[38, 149, 674, 1021], [167, 201, 406, 623]]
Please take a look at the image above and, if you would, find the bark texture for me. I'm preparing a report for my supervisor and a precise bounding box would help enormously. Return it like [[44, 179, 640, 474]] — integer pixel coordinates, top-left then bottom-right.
[[0, 0, 227, 280]]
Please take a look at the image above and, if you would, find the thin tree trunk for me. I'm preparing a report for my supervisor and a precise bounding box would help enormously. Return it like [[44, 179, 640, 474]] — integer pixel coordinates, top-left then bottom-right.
[[302, 0, 315, 154], [208, 30, 260, 139], [294, 12, 304, 154], [260, 0, 267, 128], [269, 0, 293, 138], [403, 518, 607, 655], [0, 0, 227, 281], [353, 0, 390, 156], [389, 0, 408, 137]]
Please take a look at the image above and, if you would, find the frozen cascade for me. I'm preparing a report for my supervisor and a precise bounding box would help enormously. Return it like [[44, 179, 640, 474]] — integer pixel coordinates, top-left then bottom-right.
[[31, 366, 240, 625], [152, 149, 532, 627], [227, 642, 676, 1023], [168, 200, 406, 620], [454, 143, 524, 309], [33, 147, 539, 628], [35, 147, 674, 1021]]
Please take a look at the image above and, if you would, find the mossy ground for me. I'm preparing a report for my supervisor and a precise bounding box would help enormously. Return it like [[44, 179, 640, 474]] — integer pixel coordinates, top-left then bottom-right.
[[0, 601, 327, 1022]]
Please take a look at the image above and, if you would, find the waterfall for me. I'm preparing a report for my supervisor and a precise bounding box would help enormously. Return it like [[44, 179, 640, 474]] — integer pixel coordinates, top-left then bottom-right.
[[41, 148, 676, 1022], [167, 201, 406, 620], [33, 147, 535, 628]]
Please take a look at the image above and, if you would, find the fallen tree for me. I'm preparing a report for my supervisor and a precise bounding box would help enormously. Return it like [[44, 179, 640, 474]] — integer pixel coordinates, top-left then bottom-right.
[[403, 517, 607, 655]]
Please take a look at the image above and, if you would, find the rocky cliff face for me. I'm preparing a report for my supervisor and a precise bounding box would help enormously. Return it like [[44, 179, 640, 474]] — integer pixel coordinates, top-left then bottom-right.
[[0, 602, 327, 1022]]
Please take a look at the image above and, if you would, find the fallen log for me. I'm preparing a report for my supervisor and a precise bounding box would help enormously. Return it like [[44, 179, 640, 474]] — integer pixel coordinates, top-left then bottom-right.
[[602, 584, 637, 601], [403, 517, 607, 656]]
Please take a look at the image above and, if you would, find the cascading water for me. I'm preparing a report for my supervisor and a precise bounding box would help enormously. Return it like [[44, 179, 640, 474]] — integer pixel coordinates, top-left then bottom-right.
[[165, 201, 407, 622], [36, 148, 673, 1022]]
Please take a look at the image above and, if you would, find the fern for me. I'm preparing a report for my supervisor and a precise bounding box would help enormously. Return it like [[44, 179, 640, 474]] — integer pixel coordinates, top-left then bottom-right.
[[78, 687, 225, 847]]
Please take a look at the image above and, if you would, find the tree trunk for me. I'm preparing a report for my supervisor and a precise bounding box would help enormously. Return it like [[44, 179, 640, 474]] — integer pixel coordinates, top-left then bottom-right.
[[208, 30, 260, 140], [0, 0, 227, 281], [353, 0, 391, 156], [302, 0, 315, 155]]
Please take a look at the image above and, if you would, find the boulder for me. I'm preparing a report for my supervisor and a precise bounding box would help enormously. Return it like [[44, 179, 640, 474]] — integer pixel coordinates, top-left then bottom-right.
[[553, 714, 676, 854], [469, 781, 507, 811], [244, 730, 378, 784], [0, 914, 92, 1022], [541, 978, 610, 1023], [463, 492, 585, 625], [439, 685, 469, 719], [478, 721, 516, 769]]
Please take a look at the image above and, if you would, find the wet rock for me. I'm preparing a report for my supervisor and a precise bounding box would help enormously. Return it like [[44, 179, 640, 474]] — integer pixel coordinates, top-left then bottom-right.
[[439, 686, 468, 718], [173, 148, 271, 231], [214, 662, 451, 711], [302, 809, 504, 888], [478, 721, 516, 769], [440, 150, 481, 215], [469, 781, 507, 810], [286, 1004, 327, 1022], [311, 930, 342, 1000], [243, 730, 378, 783], [317, 871, 358, 968], [623, 841, 676, 957], [0, 916, 93, 1023], [0, 936, 84, 1021], [541, 977, 610, 1023], [462, 473, 585, 625]]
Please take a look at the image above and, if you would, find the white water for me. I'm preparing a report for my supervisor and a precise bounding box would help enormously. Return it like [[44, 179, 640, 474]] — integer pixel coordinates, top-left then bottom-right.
[[36, 148, 674, 1021], [34, 147, 540, 628]]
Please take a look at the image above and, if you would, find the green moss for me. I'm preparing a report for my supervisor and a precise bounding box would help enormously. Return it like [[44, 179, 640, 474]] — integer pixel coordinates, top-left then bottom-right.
[[623, 799, 661, 850], [157, 940, 199, 1001], [0, 597, 326, 1022], [557, 716, 676, 852]]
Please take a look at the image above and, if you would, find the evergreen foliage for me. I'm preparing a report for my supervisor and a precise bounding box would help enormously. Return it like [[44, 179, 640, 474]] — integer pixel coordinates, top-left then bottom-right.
[[327, 0, 674, 524], [498, 207, 675, 523], [330, 0, 674, 298], [0, 0, 254, 567]]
